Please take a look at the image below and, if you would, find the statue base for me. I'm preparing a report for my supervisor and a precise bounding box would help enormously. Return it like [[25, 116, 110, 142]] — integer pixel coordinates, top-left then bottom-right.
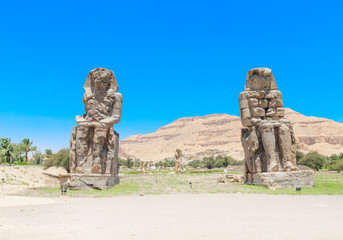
[[245, 170, 315, 189], [67, 174, 120, 190]]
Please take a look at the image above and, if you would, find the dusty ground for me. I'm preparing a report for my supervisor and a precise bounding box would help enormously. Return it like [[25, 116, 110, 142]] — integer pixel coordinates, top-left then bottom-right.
[[1, 194, 343, 240], [0, 165, 65, 194]]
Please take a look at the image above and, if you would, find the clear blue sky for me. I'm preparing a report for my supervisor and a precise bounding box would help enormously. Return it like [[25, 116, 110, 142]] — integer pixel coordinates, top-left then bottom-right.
[[0, 0, 342, 153]]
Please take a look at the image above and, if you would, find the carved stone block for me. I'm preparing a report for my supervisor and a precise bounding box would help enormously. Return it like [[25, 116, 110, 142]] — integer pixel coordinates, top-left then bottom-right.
[[269, 98, 283, 108], [251, 171, 315, 189], [259, 99, 269, 108], [251, 107, 266, 117]]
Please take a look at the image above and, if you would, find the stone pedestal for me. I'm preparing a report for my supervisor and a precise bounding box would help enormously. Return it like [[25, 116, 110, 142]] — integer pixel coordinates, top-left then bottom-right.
[[68, 174, 119, 190], [246, 170, 315, 189]]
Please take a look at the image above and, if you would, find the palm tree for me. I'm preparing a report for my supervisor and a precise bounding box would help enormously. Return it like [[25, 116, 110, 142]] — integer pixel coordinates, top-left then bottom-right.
[[21, 138, 37, 163], [0, 138, 14, 163], [33, 150, 43, 165], [45, 149, 53, 157], [12, 143, 25, 162]]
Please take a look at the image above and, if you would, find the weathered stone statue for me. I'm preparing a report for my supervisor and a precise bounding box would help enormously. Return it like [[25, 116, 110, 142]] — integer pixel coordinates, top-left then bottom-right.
[[239, 68, 314, 188], [140, 160, 145, 174], [175, 149, 184, 173], [69, 68, 122, 190]]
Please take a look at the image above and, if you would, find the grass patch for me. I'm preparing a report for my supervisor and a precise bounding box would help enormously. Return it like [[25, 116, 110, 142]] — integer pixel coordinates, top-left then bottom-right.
[[240, 175, 343, 195], [120, 170, 141, 175]]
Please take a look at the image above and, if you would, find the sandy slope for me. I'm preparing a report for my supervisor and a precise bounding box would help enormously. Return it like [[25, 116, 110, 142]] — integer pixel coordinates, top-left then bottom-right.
[[0, 165, 65, 194], [1, 194, 343, 240]]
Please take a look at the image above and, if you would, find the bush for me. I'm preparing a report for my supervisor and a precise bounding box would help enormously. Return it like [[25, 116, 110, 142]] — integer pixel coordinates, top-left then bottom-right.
[[43, 148, 69, 172], [296, 151, 304, 164], [331, 160, 343, 173], [298, 152, 327, 171], [204, 157, 215, 169], [165, 159, 175, 167], [188, 160, 202, 168]]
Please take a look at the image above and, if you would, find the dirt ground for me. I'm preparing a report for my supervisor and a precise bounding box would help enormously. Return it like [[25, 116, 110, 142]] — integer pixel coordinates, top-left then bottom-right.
[[0, 165, 65, 194], [1, 194, 343, 240]]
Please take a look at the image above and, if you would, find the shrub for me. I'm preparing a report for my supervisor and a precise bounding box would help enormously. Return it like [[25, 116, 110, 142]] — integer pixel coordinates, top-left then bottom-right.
[[298, 152, 327, 171], [188, 160, 202, 168], [204, 157, 215, 169], [296, 151, 304, 164], [43, 148, 69, 172]]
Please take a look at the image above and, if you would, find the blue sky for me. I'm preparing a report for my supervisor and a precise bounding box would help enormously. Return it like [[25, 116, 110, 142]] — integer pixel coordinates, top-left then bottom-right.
[[0, 0, 342, 152]]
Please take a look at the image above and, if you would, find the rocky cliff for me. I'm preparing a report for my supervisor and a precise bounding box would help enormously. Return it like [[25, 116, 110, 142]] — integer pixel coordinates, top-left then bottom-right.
[[119, 109, 343, 162]]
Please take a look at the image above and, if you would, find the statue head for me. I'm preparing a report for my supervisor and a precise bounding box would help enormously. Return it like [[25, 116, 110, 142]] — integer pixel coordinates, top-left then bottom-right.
[[176, 149, 182, 155], [83, 68, 119, 97], [244, 68, 277, 91]]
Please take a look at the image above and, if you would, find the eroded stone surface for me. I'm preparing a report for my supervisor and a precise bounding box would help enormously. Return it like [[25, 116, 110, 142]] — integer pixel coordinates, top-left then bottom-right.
[[250, 171, 315, 189], [239, 68, 309, 188], [68, 68, 122, 189], [175, 149, 184, 173]]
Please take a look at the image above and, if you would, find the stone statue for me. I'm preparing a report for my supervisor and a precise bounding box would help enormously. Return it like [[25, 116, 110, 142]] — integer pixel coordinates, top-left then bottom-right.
[[239, 68, 298, 184], [69, 68, 122, 190], [140, 160, 145, 174], [175, 149, 184, 173]]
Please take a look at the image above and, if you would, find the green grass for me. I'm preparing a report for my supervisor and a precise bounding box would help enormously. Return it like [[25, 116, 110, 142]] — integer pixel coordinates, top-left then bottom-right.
[[119, 170, 141, 175], [14, 170, 343, 197], [240, 175, 343, 195]]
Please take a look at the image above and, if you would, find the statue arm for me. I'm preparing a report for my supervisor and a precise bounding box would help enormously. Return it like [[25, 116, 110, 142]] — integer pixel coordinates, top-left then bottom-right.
[[100, 92, 123, 125]]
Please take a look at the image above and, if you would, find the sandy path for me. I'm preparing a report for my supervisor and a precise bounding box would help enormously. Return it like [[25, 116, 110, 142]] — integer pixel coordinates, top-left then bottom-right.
[[1, 194, 343, 240]]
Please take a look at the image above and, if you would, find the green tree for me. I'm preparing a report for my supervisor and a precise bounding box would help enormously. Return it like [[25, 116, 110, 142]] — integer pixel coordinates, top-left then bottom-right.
[[21, 138, 37, 163], [44, 149, 53, 158], [126, 158, 133, 168], [328, 153, 343, 172], [204, 157, 215, 169], [133, 159, 140, 168], [331, 160, 343, 173], [33, 151, 43, 165], [188, 160, 202, 168], [118, 158, 123, 167], [12, 143, 25, 162], [298, 152, 327, 171], [0, 138, 14, 163], [214, 155, 228, 168], [43, 148, 69, 172], [163, 159, 175, 167], [296, 151, 304, 164]]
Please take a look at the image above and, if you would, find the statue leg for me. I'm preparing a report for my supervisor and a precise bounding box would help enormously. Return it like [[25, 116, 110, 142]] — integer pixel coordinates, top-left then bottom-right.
[[278, 123, 298, 171], [106, 126, 118, 174], [69, 127, 77, 173], [92, 124, 107, 173], [259, 122, 279, 172], [75, 123, 89, 173]]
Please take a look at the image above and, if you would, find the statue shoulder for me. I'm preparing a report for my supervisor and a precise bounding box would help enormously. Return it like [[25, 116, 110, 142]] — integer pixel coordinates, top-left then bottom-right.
[[114, 92, 123, 102]]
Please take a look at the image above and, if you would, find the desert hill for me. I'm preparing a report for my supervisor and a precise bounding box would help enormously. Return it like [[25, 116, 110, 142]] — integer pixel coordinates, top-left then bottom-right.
[[119, 109, 343, 162]]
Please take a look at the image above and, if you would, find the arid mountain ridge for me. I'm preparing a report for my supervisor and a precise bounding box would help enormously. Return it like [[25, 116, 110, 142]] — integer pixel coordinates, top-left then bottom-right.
[[119, 109, 343, 162]]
